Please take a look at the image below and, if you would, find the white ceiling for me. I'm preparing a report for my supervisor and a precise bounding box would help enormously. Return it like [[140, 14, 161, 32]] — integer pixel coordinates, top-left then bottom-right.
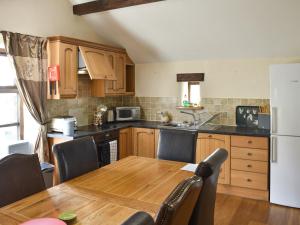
[[70, 0, 300, 63]]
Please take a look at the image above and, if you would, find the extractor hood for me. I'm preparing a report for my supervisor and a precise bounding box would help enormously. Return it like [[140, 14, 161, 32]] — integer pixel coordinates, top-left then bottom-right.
[[78, 46, 116, 80]]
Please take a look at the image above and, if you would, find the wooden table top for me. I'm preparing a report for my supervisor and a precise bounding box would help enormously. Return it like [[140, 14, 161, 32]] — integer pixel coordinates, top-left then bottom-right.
[[0, 156, 193, 225]]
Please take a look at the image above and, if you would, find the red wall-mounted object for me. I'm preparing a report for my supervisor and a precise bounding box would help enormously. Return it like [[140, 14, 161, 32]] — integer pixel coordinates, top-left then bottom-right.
[[48, 65, 60, 81]]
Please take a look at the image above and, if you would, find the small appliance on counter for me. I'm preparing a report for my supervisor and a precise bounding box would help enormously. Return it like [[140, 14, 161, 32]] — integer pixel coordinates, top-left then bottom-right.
[[107, 109, 115, 122], [116, 106, 141, 121], [258, 113, 270, 129], [49, 116, 77, 132], [236, 106, 259, 128]]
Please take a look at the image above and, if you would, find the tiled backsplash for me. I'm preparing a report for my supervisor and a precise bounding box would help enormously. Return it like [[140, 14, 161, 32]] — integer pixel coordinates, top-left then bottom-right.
[[47, 79, 269, 126]]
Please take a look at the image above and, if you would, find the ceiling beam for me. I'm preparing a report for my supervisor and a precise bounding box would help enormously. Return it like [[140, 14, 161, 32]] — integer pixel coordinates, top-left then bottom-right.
[[73, 0, 164, 15]]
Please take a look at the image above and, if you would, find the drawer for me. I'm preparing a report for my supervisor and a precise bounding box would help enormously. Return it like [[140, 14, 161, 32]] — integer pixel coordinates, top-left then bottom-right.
[[231, 136, 268, 149], [231, 170, 268, 190], [231, 147, 268, 161], [231, 159, 268, 174]]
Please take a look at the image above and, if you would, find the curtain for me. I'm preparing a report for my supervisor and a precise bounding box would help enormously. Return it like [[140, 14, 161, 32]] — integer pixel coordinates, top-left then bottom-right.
[[1, 31, 49, 162]]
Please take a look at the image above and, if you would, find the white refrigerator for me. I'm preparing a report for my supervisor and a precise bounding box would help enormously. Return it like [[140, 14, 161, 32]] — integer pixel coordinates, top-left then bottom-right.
[[270, 63, 300, 208]]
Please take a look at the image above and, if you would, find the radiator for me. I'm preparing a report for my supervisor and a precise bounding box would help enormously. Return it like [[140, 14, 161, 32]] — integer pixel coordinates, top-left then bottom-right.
[[6, 140, 31, 155]]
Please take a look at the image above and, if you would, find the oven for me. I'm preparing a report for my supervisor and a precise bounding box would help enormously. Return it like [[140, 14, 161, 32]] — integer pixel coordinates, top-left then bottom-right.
[[92, 130, 119, 167]]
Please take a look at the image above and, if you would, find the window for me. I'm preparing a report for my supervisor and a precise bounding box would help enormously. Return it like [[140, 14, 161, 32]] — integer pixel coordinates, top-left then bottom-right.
[[0, 48, 23, 144], [180, 81, 201, 106]]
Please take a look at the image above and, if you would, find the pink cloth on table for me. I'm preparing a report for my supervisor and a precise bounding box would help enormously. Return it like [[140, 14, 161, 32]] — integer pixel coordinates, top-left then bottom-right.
[[20, 218, 67, 225]]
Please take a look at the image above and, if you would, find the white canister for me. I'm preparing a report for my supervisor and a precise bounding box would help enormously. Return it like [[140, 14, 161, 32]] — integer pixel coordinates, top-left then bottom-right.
[[63, 121, 75, 136]]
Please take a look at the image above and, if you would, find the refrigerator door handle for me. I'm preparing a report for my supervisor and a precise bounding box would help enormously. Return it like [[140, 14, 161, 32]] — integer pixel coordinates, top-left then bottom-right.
[[271, 107, 277, 133], [271, 136, 277, 163]]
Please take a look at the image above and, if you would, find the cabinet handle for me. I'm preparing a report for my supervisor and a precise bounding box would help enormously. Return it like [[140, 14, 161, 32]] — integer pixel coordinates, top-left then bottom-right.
[[271, 136, 277, 163], [247, 164, 252, 168], [105, 133, 110, 137], [248, 140, 252, 144], [208, 135, 212, 138], [247, 178, 252, 182], [247, 152, 252, 156], [272, 107, 277, 133]]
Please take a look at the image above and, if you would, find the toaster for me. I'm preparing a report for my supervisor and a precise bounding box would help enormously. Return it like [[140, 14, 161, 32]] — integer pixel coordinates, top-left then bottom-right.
[[49, 116, 77, 132]]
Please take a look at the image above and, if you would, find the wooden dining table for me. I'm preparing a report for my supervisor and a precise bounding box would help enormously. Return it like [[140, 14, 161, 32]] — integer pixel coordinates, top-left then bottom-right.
[[0, 156, 194, 225]]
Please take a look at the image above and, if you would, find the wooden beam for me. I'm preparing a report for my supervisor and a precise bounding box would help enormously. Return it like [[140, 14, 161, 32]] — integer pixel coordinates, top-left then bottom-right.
[[177, 73, 205, 82], [73, 0, 164, 15]]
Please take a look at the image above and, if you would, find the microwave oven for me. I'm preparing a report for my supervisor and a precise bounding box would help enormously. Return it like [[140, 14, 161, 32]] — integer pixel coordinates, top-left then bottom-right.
[[116, 107, 141, 121]]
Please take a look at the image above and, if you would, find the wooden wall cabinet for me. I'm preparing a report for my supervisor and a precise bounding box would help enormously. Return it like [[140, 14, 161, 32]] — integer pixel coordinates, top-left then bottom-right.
[[47, 36, 135, 99], [132, 128, 156, 158], [47, 41, 78, 99], [196, 133, 231, 184], [119, 128, 133, 159]]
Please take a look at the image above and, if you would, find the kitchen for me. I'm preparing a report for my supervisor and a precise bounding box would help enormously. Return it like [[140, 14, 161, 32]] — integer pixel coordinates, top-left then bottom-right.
[[0, 0, 300, 224]]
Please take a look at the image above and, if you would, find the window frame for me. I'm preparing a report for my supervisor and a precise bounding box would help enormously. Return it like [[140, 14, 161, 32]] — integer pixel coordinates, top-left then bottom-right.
[[0, 48, 24, 140], [187, 81, 200, 103]]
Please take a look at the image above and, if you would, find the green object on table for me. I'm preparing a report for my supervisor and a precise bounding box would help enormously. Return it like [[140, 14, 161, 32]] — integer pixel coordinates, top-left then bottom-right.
[[58, 211, 77, 222]]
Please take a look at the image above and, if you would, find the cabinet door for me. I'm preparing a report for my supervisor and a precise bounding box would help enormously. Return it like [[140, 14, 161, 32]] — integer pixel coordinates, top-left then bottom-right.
[[133, 128, 155, 158], [114, 53, 126, 93], [105, 53, 126, 95], [59, 43, 78, 98], [48, 41, 78, 98], [196, 133, 231, 184], [79, 46, 116, 80], [105, 52, 116, 94], [119, 128, 132, 159]]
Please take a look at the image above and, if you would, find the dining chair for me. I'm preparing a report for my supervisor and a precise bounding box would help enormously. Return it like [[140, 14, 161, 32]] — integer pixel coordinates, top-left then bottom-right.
[[52, 136, 99, 183], [121, 211, 155, 225], [122, 175, 203, 225], [189, 148, 228, 225], [0, 153, 46, 207], [157, 129, 197, 163]]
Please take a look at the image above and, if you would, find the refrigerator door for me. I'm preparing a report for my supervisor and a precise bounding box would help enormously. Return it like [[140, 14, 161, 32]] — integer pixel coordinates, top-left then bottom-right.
[[270, 135, 300, 208], [270, 64, 300, 136]]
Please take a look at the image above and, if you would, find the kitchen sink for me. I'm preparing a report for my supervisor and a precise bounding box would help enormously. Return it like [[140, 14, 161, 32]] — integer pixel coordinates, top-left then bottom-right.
[[160, 122, 192, 128], [197, 124, 222, 131]]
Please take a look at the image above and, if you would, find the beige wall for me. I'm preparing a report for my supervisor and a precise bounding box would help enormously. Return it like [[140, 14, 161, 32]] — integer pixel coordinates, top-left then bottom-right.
[[0, 0, 102, 43], [136, 58, 300, 99]]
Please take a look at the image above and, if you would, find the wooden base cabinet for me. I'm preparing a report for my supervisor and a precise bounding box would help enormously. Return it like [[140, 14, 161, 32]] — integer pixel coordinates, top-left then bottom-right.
[[196, 133, 231, 184], [132, 128, 156, 158], [119, 128, 133, 159]]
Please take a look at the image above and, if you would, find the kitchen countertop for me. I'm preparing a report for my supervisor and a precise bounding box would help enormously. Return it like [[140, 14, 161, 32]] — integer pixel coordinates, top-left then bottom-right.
[[47, 120, 270, 139]]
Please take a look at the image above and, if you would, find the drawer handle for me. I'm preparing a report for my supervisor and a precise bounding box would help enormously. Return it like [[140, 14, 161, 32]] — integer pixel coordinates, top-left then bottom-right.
[[208, 135, 212, 138], [248, 140, 253, 144], [105, 134, 110, 137], [247, 152, 253, 156], [247, 164, 252, 168], [247, 178, 252, 182]]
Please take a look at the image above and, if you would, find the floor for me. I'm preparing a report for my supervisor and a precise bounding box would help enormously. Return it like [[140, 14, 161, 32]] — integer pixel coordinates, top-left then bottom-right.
[[215, 194, 300, 225]]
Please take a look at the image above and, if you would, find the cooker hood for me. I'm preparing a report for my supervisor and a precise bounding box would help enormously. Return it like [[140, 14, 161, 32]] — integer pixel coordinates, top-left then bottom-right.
[[78, 46, 116, 80]]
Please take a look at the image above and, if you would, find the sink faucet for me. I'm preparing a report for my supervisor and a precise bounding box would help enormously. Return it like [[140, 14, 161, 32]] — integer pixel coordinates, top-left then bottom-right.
[[180, 111, 197, 126], [198, 113, 221, 126]]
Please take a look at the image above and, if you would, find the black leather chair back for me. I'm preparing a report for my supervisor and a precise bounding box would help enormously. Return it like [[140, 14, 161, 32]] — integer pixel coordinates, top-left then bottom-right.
[[189, 148, 228, 225], [122, 176, 202, 225], [121, 211, 155, 225], [52, 136, 99, 183], [0, 154, 45, 207], [155, 175, 203, 225], [157, 129, 197, 163]]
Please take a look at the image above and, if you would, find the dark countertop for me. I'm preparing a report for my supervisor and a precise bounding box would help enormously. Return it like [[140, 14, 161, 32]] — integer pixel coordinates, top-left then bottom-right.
[[47, 120, 270, 139]]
